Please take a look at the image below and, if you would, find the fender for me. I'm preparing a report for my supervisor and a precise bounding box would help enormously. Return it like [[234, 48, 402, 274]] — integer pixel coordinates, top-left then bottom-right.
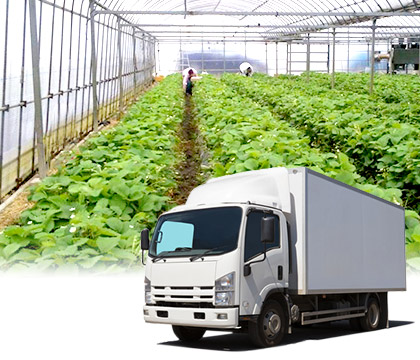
[[251, 284, 285, 315]]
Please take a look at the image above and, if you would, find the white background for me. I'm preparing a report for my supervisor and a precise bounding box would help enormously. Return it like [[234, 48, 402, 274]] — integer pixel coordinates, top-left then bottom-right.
[[1, 271, 419, 360]]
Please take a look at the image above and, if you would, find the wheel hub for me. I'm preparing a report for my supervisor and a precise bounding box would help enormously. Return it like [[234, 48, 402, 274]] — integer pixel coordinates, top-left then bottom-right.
[[368, 302, 380, 328], [263, 311, 281, 338]]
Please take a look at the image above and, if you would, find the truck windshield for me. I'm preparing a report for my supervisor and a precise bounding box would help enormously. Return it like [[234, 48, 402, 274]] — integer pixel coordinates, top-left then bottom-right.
[[149, 207, 242, 259]]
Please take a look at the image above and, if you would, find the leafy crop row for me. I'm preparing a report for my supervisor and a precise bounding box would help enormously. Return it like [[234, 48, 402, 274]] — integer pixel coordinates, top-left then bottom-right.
[[193, 75, 420, 270], [0, 75, 184, 272], [193, 76, 400, 196], [223, 73, 420, 212]]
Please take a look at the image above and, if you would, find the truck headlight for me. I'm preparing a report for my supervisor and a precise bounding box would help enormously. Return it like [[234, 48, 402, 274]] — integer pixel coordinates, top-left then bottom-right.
[[215, 272, 235, 307], [144, 277, 153, 304]]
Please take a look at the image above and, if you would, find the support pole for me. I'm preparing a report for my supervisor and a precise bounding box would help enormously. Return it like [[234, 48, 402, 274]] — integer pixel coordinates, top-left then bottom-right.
[[143, 34, 146, 82], [244, 31, 247, 61], [331, 27, 336, 89], [347, 27, 350, 73], [275, 41, 278, 75], [201, 36, 204, 72], [289, 41, 292, 75], [367, 42, 370, 72], [286, 42, 289, 74], [132, 28, 137, 92], [157, 41, 160, 72], [265, 42, 268, 74], [327, 43, 330, 74], [223, 37, 226, 72], [306, 33, 310, 82], [152, 39, 156, 76], [179, 34, 182, 70], [117, 19, 124, 115], [89, 0, 98, 131], [28, 0, 47, 178], [370, 19, 376, 95]]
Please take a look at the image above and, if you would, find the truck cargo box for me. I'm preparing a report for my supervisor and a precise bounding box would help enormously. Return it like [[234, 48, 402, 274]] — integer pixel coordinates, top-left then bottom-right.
[[287, 168, 406, 295]]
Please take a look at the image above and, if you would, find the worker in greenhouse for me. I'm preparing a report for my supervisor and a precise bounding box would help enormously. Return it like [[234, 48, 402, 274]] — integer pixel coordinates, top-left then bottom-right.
[[182, 67, 198, 95], [240, 62, 254, 76]]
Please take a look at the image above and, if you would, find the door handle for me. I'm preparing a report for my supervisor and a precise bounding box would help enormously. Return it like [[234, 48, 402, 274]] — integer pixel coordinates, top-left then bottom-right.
[[278, 266, 283, 281]]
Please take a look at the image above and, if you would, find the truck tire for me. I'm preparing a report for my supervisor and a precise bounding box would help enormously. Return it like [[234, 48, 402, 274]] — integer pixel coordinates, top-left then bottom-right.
[[360, 297, 381, 331], [172, 326, 206, 342], [249, 299, 287, 347]]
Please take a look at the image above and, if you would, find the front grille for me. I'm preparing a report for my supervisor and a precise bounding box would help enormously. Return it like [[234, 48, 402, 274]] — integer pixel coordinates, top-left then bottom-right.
[[171, 286, 193, 290], [154, 301, 215, 308], [151, 285, 215, 307]]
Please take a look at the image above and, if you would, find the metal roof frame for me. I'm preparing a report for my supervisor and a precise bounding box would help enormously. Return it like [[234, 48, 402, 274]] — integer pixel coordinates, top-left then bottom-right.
[[89, 1, 420, 43]]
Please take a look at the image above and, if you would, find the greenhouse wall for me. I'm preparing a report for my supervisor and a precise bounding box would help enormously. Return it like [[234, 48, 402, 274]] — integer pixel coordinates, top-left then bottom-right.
[[0, 0, 156, 202]]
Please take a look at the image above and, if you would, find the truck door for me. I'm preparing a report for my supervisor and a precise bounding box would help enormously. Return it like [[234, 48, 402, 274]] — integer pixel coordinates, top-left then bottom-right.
[[240, 209, 288, 316]]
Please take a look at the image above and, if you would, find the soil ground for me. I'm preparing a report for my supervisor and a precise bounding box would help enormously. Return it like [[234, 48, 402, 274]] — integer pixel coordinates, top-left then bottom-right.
[[0, 190, 33, 230], [171, 94, 204, 204]]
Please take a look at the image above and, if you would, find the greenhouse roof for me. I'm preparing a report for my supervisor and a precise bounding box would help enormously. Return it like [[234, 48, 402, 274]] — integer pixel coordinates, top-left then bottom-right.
[[91, 0, 420, 42]]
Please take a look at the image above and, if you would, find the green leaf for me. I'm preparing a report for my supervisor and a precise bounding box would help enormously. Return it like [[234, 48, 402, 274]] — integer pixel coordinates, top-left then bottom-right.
[[106, 218, 125, 233], [78, 255, 103, 269], [244, 158, 259, 171], [3, 226, 25, 237], [30, 191, 48, 202], [334, 171, 356, 185], [0, 235, 10, 246], [10, 249, 40, 262], [110, 248, 137, 261], [110, 196, 126, 216], [97, 237, 119, 253], [213, 163, 226, 177], [3, 242, 27, 259], [73, 238, 90, 247], [56, 245, 78, 257], [109, 178, 130, 199], [140, 197, 155, 212]]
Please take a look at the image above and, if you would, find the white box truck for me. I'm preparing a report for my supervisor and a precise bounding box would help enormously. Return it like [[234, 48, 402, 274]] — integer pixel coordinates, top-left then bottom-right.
[[141, 167, 406, 347]]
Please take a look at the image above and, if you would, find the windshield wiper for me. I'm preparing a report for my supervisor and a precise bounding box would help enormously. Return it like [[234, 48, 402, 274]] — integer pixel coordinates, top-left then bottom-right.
[[152, 254, 167, 263], [152, 248, 192, 263], [189, 245, 229, 262]]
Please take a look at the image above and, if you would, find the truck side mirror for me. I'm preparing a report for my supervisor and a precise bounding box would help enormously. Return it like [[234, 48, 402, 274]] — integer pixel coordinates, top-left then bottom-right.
[[261, 217, 275, 244], [141, 229, 150, 250], [141, 229, 150, 266]]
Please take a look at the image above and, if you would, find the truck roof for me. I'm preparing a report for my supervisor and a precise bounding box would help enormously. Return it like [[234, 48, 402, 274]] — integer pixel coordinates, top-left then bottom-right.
[[186, 167, 292, 213]]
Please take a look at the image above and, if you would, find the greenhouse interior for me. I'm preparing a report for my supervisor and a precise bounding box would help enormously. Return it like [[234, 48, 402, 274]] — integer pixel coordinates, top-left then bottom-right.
[[0, 0, 419, 272]]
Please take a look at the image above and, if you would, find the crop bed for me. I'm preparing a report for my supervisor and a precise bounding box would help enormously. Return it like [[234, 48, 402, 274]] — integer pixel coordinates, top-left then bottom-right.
[[223, 73, 420, 209], [0, 75, 184, 271]]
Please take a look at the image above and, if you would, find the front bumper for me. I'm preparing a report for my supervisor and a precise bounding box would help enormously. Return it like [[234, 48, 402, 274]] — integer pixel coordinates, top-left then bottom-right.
[[143, 305, 238, 329]]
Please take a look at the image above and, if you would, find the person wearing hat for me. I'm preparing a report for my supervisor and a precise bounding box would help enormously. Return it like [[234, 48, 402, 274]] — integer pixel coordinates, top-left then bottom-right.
[[182, 67, 198, 95]]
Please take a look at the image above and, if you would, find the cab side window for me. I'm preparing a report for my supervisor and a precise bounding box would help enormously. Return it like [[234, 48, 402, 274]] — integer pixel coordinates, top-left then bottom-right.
[[244, 211, 280, 262]]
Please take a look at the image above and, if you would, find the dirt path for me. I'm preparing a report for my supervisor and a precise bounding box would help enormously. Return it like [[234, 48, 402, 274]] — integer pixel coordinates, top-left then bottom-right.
[[172, 95, 204, 204]]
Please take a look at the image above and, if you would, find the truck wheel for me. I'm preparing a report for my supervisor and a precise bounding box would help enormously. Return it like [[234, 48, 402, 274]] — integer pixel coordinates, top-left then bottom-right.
[[360, 297, 381, 331], [249, 299, 287, 347], [172, 326, 206, 342]]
